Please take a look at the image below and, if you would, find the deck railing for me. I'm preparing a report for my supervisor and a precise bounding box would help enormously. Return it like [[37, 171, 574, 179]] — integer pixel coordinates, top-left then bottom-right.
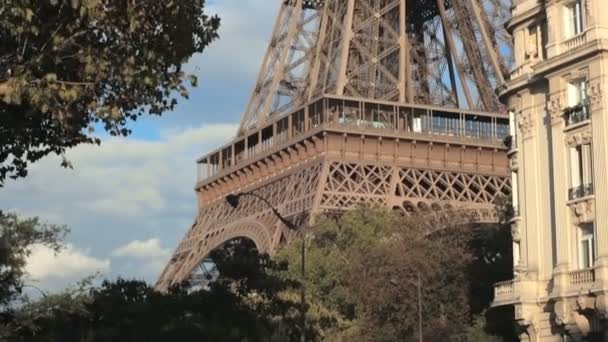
[[196, 96, 509, 183]]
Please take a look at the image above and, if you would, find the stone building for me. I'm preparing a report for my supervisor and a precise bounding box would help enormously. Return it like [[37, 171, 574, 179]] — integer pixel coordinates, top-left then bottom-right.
[[492, 0, 608, 340]]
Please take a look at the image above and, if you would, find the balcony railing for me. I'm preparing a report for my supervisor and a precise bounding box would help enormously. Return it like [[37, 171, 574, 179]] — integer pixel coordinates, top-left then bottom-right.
[[569, 183, 594, 200], [494, 280, 515, 300], [196, 95, 510, 183], [569, 268, 595, 285], [564, 102, 590, 126], [563, 31, 587, 51]]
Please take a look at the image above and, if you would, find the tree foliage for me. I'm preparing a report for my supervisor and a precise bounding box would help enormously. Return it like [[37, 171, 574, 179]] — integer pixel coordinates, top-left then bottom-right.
[[277, 207, 479, 341], [2, 239, 299, 342], [276, 206, 517, 341], [0, 0, 220, 184], [0, 211, 67, 310]]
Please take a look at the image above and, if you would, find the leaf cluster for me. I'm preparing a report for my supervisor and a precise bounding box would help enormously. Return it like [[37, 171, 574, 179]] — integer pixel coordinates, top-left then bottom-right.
[[0, 211, 67, 310], [0, 0, 220, 184]]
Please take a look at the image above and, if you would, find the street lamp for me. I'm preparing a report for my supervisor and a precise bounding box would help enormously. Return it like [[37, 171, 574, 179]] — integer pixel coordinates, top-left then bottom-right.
[[226, 192, 307, 342]]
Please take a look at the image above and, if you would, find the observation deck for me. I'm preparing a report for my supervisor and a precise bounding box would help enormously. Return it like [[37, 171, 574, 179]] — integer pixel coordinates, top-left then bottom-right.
[[197, 95, 510, 188]]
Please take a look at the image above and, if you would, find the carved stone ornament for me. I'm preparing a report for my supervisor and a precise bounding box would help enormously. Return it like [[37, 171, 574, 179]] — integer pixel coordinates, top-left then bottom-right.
[[570, 198, 595, 224], [511, 221, 521, 242], [554, 297, 597, 337], [548, 97, 564, 124], [554, 298, 572, 327], [585, 0, 594, 26], [589, 82, 602, 107], [594, 294, 608, 319], [576, 295, 596, 312], [517, 110, 535, 136], [566, 130, 593, 147], [515, 305, 538, 336], [510, 153, 519, 170]]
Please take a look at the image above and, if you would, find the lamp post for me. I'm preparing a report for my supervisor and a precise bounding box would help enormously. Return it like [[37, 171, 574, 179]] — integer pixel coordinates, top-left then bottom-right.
[[225, 192, 306, 342]]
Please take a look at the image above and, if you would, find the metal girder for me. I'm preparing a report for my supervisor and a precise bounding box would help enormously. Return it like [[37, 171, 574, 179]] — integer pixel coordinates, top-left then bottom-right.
[[238, 0, 512, 141]]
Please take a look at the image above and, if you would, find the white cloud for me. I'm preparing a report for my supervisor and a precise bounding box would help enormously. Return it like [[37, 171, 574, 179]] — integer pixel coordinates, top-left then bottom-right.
[[12, 123, 236, 219], [187, 0, 277, 79], [0, 0, 277, 291], [26, 244, 110, 281], [111, 239, 174, 280], [1, 123, 237, 288], [112, 238, 170, 259]]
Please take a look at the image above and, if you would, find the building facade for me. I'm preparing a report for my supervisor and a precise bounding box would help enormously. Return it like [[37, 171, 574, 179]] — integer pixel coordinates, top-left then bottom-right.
[[493, 0, 608, 340]]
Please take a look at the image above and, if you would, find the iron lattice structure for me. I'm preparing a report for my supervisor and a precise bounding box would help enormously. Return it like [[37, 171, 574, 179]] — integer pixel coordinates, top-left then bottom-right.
[[239, 0, 511, 134], [157, 0, 512, 290]]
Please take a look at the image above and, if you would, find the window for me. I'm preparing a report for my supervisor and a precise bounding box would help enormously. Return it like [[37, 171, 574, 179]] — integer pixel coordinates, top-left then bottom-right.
[[579, 223, 595, 269], [525, 26, 538, 60], [565, 0, 584, 38], [566, 79, 590, 125], [569, 144, 593, 200], [568, 79, 587, 107]]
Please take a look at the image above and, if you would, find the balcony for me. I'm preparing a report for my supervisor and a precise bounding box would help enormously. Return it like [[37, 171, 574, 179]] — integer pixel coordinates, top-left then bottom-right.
[[493, 280, 515, 304], [569, 268, 595, 285], [562, 31, 587, 52], [564, 102, 590, 127], [569, 183, 594, 201]]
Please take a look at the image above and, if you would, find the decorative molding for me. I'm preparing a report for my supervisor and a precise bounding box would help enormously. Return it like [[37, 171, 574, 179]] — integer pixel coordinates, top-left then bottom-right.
[[589, 81, 602, 107], [511, 153, 519, 170], [511, 221, 521, 242], [553, 297, 595, 338], [515, 308, 541, 342], [565, 129, 593, 147], [594, 294, 608, 319], [570, 197, 595, 224], [517, 110, 535, 137], [548, 97, 564, 124], [553, 298, 572, 327], [585, 0, 594, 26]]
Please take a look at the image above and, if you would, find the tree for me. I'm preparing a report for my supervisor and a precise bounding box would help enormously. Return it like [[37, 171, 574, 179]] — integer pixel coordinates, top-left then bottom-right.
[[3, 239, 299, 342], [465, 315, 503, 342], [0, 0, 220, 184], [0, 211, 67, 310], [277, 207, 477, 341]]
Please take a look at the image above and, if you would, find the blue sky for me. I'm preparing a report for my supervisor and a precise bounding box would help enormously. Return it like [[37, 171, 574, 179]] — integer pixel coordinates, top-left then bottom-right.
[[0, 0, 278, 292]]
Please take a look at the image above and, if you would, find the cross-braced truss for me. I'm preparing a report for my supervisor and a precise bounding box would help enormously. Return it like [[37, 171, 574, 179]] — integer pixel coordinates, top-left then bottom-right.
[[157, 158, 509, 289], [157, 161, 323, 287], [319, 161, 510, 210], [239, 0, 512, 134]]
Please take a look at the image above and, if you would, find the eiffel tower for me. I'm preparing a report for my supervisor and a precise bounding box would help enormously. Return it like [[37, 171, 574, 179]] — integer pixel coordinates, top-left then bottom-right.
[[157, 0, 513, 290]]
